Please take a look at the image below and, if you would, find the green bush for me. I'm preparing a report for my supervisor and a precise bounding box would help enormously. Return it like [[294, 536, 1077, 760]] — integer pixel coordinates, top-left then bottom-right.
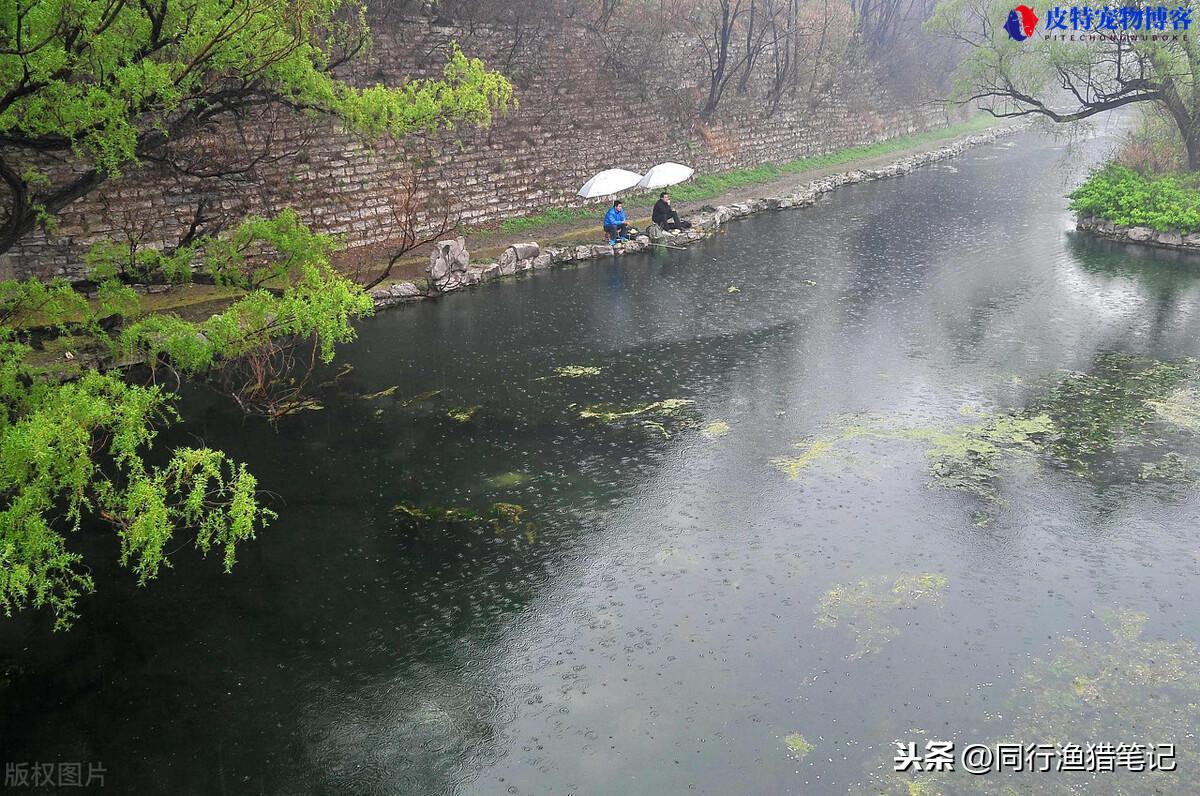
[[1069, 163, 1200, 233]]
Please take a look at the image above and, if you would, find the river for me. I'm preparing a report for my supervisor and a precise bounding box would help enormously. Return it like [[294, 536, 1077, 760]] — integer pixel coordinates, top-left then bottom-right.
[[5, 120, 1200, 795]]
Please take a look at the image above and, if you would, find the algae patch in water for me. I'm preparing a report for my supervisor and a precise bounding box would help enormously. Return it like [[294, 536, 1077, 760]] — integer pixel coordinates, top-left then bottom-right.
[[579, 398, 695, 422], [1139, 452, 1197, 485], [850, 610, 1200, 795], [485, 471, 531, 489], [783, 733, 814, 761], [703, 420, 731, 437], [553, 365, 602, 379], [580, 398, 699, 437], [771, 412, 1053, 504], [392, 501, 532, 536], [447, 405, 480, 422], [1004, 611, 1200, 781], [360, 385, 399, 400], [1147, 386, 1200, 432], [774, 355, 1200, 510], [816, 573, 949, 659], [400, 388, 442, 406], [1034, 353, 1198, 470]]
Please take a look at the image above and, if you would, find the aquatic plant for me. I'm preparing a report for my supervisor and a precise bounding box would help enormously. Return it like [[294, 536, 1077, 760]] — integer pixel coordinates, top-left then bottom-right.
[[816, 573, 949, 658], [447, 406, 481, 422], [399, 389, 443, 407], [392, 502, 530, 535], [783, 733, 815, 761], [1147, 386, 1200, 433], [579, 398, 696, 422], [485, 472, 531, 489], [360, 386, 399, 400], [579, 398, 699, 438], [771, 412, 1053, 505], [850, 611, 1200, 795], [553, 365, 603, 379], [1034, 354, 1197, 471], [703, 420, 731, 437], [1139, 452, 1198, 485], [981, 612, 1198, 795]]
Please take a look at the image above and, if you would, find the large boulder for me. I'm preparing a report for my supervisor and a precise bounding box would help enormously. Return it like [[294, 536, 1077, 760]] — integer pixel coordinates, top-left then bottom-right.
[[1126, 226, 1154, 242], [427, 236, 470, 293], [647, 223, 667, 243], [511, 242, 540, 260], [532, 253, 553, 269], [497, 247, 518, 270]]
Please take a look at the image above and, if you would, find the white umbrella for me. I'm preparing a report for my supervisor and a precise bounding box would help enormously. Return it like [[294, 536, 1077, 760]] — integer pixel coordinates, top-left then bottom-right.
[[577, 168, 643, 199], [636, 162, 695, 190]]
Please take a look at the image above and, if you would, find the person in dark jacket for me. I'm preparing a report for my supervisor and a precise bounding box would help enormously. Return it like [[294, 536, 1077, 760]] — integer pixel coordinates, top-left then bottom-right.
[[652, 192, 691, 231], [603, 199, 633, 243]]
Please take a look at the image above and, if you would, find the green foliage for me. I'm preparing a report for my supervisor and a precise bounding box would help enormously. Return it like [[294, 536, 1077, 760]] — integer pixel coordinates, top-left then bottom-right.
[[0, 0, 512, 630], [930, 0, 1200, 166], [0, 1, 513, 177], [1069, 163, 1200, 233], [0, 211, 373, 630], [86, 240, 198, 286], [113, 211, 374, 372], [0, 361, 273, 630]]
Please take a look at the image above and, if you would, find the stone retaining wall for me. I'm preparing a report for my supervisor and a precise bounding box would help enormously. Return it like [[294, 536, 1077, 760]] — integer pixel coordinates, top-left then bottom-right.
[[3, 15, 951, 282], [371, 125, 1021, 309]]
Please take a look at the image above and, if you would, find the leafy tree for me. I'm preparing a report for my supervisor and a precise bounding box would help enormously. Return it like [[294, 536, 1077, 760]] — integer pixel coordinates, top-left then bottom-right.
[[928, 0, 1200, 169], [0, 1, 513, 628], [1, 211, 377, 630], [0, 0, 514, 253]]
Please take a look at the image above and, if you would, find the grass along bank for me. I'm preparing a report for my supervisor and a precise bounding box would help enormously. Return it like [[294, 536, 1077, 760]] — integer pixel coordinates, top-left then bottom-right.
[[497, 114, 999, 234]]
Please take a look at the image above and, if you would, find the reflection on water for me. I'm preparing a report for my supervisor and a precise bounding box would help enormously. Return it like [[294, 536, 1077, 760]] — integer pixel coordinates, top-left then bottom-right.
[[5, 119, 1200, 794]]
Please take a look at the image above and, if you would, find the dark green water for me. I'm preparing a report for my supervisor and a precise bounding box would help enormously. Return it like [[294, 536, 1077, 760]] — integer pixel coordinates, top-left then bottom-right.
[[6, 123, 1200, 795]]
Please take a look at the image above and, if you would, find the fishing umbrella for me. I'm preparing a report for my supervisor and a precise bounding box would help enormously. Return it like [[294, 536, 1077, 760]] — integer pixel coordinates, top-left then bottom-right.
[[636, 162, 695, 190], [577, 168, 643, 199]]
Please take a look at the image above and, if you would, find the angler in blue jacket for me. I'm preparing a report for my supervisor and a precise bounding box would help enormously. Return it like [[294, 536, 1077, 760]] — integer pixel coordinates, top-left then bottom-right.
[[603, 199, 633, 244]]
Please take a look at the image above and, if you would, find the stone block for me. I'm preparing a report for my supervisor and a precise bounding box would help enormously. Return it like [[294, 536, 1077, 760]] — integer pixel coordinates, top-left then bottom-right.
[[511, 242, 540, 260]]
